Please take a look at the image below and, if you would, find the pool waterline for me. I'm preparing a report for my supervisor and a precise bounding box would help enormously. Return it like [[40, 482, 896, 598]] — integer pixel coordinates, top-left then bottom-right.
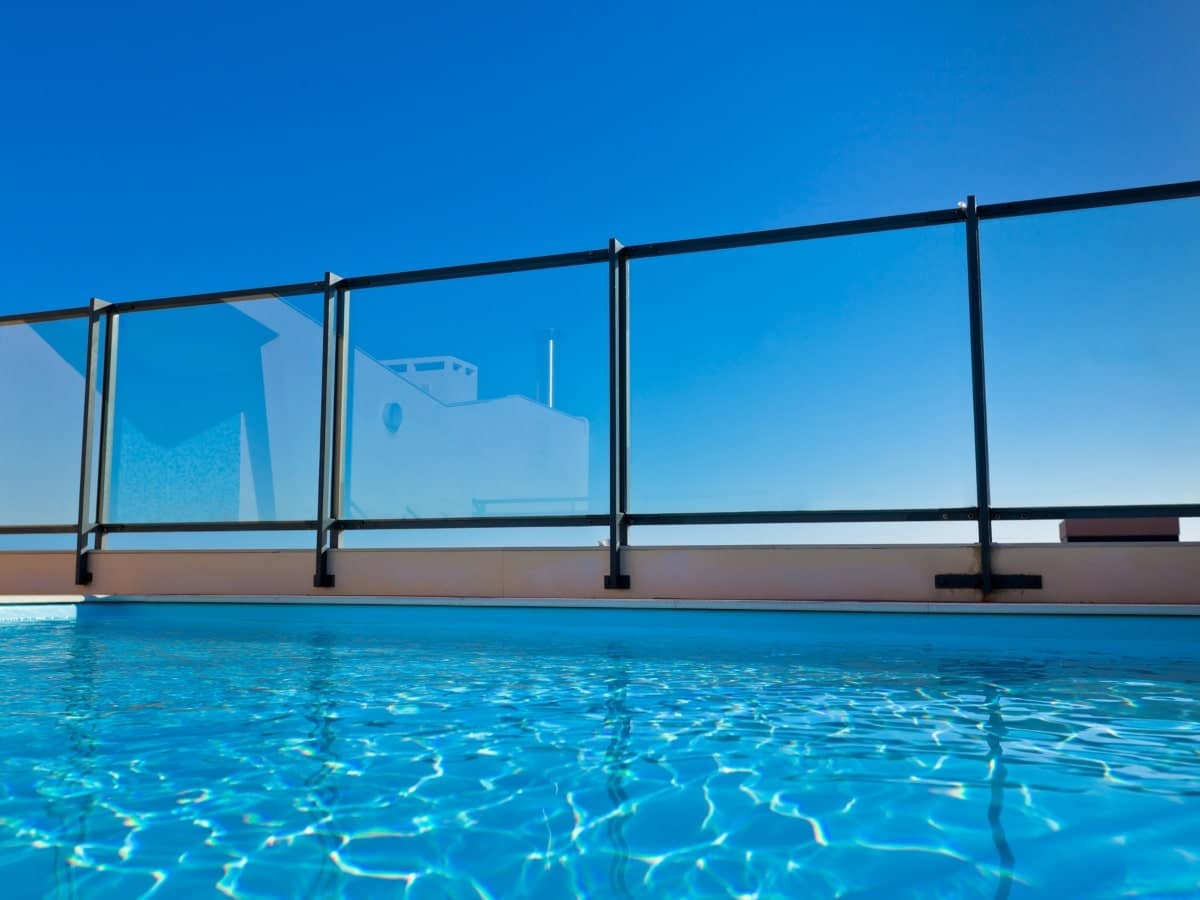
[[4, 594, 1200, 616]]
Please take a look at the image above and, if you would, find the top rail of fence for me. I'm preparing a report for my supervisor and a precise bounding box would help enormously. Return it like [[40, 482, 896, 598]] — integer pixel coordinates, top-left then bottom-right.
[[622, 207, 965, 259], [340, 248, 611, 291], [5, 179, 1195, 322], [0, 306, 91, 327], [109, 280, 329, 315], [976, 179, 1200, 220]]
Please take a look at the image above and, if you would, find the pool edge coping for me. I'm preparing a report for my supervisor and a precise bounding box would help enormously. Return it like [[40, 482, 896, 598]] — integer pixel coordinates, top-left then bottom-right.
[[3, 595, 1200, 615]]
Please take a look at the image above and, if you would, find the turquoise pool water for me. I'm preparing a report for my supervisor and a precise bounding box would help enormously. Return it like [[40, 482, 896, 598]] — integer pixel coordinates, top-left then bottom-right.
[[1, 604, 1198, 898]]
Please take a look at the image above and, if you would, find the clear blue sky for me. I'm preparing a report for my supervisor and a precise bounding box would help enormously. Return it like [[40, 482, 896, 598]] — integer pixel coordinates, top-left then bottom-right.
[[1, 1, 1198, 545], [2, 0, 1197, 304]]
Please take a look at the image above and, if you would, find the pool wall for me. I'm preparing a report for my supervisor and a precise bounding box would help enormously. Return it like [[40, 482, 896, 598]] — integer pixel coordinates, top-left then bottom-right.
[[2, 542, 1198, 604]]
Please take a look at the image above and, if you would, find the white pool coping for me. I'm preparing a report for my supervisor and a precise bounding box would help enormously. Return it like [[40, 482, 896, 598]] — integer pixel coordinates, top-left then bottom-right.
[[0, 603, 77, 622], [2, 594, 1199, 616]]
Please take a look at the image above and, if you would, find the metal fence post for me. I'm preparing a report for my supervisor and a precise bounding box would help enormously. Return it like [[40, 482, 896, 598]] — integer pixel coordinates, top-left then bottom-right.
[[965, 196, 995, 595], [331, 286, 350, 548], [618, 251, 631, 554], [74, 298, 108, 584], [93, 308, 119, 551], [605, 239, 631, 588], [314, 272, 345, 587]]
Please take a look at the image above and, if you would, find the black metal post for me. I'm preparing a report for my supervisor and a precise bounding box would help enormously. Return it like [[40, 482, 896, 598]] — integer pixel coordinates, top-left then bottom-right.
[[605, 239, 631, 588], [965, 196, 995, 595], [92, 309, 119, 550], [618, 250, 631, 552], [330, 286, 350, 551], [74, 299, 107, 585], [314, 273, 343, 587]]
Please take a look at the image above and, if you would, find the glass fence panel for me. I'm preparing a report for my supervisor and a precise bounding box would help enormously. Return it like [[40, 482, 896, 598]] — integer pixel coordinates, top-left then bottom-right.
[[0, 316, 89, 526], [0, 534, 76, 550], [982, 197, 1200, 508], [108, 296, 323, 523], [631, 521, 979, 545], [345, 264, 608, 522], [630, 225, 975, 517], [100, 530, 313, 550], [337, 526, 610, 548], [992, 518, 1200, 544]]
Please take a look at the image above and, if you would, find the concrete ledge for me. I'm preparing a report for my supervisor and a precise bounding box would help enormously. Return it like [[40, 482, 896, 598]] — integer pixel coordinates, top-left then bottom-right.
[[0, 543, 1197, 604], [79, 597, 1200, 615], [995, 543, 1200, 603], [3, 596, 1199, 616], [0, 551, 79, 596]]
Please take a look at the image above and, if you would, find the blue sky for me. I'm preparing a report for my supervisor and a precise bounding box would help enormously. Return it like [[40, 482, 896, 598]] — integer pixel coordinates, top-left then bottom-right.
[[1, 1, 1198, 545]]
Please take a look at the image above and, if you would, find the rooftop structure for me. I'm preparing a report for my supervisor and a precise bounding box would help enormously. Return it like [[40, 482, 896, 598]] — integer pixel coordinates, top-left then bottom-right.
[[379, 355, 479, 404]]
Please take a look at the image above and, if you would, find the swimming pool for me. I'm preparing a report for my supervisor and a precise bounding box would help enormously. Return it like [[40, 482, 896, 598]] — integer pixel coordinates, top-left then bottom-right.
[[1, 603, 1197, 898]]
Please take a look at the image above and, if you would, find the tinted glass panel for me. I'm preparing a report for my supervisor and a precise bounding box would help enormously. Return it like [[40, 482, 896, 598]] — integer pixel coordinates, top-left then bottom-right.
[[108, 298, 322, 523], [0, 317, 89, 526], [345, 265, 608, 522], [631, 521, 979, 545], [983, 198, 1200, 507], [630, 226, 974, 516]]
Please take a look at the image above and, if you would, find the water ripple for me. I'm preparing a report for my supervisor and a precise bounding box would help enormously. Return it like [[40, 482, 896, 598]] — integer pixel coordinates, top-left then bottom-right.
[[0, 606, 1198, 897]]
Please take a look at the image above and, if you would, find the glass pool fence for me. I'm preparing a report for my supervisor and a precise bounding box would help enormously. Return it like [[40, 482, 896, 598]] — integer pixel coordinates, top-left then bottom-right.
[[1, 180, 1197, 593]]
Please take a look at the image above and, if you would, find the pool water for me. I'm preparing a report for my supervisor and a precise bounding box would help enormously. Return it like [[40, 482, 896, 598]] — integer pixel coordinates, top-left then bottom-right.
[[1, 604, 1198, 898]]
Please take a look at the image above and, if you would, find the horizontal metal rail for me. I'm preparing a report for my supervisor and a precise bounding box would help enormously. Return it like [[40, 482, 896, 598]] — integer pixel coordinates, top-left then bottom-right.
[[627, 508, 978, 526], [0, 306, 90, 327], [340, 249, 609, 291], [2, 179, 1194, 322], [109, 281, 328, 315], [9, 254, 611, 323], [992, 504, 1200, 521], [10, 518, 608, 537], [337, 514, 610, 531], [0, 523, 77, 535], [977, 179, 1200, 220], [623, 208, 963, 259], [4, 180, 1192, 321], [15, 504, 1192, 538]]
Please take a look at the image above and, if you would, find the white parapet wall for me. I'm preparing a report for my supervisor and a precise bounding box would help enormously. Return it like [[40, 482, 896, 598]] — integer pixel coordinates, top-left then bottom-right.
[[1, 543, 1199, 604]]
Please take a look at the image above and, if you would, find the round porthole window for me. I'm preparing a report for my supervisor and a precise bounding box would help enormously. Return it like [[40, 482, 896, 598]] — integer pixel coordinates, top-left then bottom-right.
[[382, 402, 403, 434]]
